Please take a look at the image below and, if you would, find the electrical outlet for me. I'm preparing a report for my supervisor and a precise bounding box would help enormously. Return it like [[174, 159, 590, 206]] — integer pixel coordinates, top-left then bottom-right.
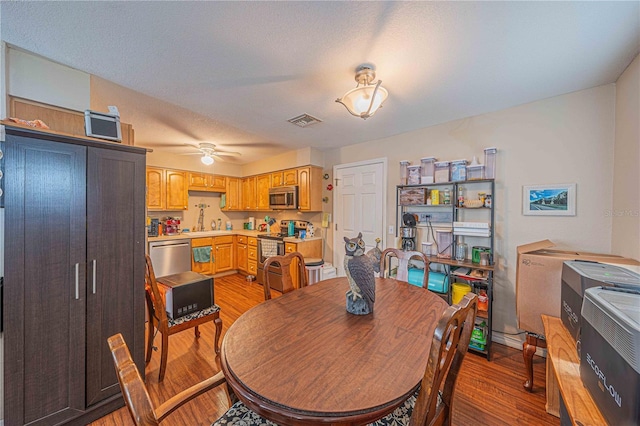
[[388, 225, 394, 234]]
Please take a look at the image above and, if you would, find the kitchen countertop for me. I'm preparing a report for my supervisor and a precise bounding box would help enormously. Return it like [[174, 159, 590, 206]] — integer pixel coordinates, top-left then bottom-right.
[[148, 230, 322, 243]]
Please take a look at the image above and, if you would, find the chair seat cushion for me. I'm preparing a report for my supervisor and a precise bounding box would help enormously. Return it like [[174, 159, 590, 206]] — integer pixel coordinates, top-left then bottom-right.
[[168, 304, 220, 328], [213, 400, 277, 425]]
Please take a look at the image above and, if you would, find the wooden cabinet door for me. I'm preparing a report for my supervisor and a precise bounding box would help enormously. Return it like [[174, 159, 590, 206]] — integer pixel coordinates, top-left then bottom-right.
[[209, 174, 227, 192], [271, 171, 283, 187], [4, 135, 88, 425], [242, 176, 257, 210], [146, 167, 165, 210], [236, 238, 248, 272], [188, 172, 209, 191], [192, 237, 214, 274], [256, 174, 271, 210], [283, 169, 298, 185], [298, 166, 322, 211], [166, 169, 188, 210], [215, 236, 235, 272], [86, 147, 146, 406], [224, 177, 241, 210]]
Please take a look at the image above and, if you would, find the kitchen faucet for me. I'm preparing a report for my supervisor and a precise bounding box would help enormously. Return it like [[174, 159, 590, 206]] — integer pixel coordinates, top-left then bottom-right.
[[195, 203, 209, 232]]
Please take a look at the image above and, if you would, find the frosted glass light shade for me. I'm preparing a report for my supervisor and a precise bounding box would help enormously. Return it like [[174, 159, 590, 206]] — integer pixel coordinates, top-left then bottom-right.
[[201, 155, 214, 165], [338, 83, 388, 119]]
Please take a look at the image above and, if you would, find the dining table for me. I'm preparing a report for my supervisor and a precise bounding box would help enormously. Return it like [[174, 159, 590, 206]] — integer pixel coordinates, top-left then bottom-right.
[[220, 276, 449, 426]]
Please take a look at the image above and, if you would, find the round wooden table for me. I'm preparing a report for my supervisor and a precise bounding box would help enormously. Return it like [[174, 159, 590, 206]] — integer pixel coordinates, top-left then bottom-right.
[[221, 277, 449, 425]]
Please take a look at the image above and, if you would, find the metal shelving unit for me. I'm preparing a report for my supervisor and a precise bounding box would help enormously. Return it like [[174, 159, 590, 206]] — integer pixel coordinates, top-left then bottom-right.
[[396, 179, 495, 360]]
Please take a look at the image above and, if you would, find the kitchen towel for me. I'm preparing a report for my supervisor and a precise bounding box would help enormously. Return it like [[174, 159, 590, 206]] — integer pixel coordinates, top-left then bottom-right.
[[260, 239, 278, 258], [193, 246, 212, 263]]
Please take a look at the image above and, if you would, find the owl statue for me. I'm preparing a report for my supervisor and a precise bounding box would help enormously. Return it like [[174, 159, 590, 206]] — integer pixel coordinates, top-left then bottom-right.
[[344, 232, 376, 315]]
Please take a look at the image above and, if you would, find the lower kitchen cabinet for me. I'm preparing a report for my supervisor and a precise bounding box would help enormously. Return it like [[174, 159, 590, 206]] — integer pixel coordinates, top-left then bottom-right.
[[248, 237, 258, 275], [284, 239, 323, 288], [236, 236, 249, 272], [3, 126, 146, 425], [192, 237, 214, 274], [214, 236, 235, 273]]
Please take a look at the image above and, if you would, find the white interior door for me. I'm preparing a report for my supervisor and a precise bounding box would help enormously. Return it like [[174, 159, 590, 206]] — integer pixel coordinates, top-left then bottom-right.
[[333, 159, 386, 276]]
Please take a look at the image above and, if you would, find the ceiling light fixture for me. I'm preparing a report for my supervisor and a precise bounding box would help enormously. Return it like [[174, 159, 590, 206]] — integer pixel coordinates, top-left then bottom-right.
[[201, 154, 214, 165], [336, 64, 388, 120]]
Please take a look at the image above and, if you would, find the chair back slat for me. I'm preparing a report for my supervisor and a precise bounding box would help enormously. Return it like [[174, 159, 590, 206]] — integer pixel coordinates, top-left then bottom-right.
[[108, 333, 159, 426], [380, 248, 430, 287], [410, 292, 478, 426], [263, 251, 307, 299]]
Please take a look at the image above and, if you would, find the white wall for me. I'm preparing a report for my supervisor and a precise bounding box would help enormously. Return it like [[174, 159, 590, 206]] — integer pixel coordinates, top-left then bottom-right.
[[612, 54, 640, 260], [7, 47, 89, 111], [324, 84, 617, 343]]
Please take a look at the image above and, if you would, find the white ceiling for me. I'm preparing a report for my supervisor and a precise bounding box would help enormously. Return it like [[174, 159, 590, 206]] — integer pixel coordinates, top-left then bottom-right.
[[2, 1, 639, 164]]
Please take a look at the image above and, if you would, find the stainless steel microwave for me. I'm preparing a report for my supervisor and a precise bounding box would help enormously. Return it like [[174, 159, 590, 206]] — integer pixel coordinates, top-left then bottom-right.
[[269, 185, 298, 210]]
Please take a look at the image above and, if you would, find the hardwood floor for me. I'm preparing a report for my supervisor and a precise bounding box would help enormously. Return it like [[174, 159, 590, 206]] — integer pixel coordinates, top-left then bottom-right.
[[91, 273, 559, 426]]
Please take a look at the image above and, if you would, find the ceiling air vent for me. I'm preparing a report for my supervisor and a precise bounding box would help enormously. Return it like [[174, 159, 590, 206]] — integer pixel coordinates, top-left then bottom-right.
[[287, 113, 323, 128]]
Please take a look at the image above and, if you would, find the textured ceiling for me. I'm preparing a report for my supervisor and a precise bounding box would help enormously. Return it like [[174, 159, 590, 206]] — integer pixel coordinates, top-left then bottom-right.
[[2, 1, 639, 164]]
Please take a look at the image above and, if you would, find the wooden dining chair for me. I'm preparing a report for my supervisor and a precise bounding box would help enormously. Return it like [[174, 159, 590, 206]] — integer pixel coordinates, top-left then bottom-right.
[[380, 248, 430, 288], [262, 251, 307, 300], [371, 292, 478, 426], [144, 254, 222, 382], [108, 333, 275, 426]]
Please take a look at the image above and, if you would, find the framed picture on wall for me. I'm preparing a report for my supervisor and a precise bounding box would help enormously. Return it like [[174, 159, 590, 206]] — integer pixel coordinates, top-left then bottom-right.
[[523, 183, 576, 216]]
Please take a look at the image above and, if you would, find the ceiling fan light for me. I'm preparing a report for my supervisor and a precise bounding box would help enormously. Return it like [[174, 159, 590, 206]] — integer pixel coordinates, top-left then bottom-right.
[[201, 154, 214, 165]]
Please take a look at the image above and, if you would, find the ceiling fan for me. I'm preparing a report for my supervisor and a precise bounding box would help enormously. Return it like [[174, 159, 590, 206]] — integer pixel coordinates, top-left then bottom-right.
[[187, 143, 241, 165]]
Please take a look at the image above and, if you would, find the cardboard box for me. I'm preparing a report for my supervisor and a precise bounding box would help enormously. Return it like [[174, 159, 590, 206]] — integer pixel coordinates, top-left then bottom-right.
[[399, 188, 427, 205], [516, 240, 639, 336]]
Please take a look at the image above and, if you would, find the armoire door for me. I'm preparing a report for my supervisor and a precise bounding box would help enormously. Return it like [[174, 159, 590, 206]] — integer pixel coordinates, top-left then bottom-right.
[[4, 135, 87, 425], [85, 147, 146, 406]]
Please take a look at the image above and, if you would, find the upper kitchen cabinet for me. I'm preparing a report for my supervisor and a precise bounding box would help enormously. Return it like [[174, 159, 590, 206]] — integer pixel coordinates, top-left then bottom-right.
[[223, 177, 242, 211], [271, 169, 298, 187], [256, 174, 271, 210], [146, 167, 188, 211], [188, 172, 227, 192], [242, 176, 257, 210], [298, 166, 323, 211], [4, 125, 146, 425]]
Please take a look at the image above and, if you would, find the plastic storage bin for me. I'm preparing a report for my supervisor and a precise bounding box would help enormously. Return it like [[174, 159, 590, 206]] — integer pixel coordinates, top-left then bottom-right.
[[434, 161, 450, 183], [450, 160, 468, 182], [407, 165, 422, 185], [407, 269, 449, 293], [420, 157, 437, 184], [467, 164, 485, 180], [399, 161, 410, 185], [484, 148, 497, 179], [435, 229, 453, 258]]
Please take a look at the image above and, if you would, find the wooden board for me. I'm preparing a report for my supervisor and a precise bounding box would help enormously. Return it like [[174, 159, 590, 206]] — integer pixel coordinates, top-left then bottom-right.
[[542, 315, 607, 425]]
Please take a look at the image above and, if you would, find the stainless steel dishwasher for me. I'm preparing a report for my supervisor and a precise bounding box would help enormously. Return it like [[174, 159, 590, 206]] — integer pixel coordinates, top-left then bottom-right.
[[148, 239, 192, 277]]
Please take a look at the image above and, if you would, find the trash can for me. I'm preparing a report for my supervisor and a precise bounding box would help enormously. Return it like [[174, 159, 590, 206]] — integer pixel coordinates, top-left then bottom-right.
[[304, 258, 325, 285]]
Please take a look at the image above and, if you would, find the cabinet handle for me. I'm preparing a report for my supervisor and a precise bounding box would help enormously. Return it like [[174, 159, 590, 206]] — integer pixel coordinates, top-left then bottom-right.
[[92, 259, 97, 294], [75, 263, 80, 300]]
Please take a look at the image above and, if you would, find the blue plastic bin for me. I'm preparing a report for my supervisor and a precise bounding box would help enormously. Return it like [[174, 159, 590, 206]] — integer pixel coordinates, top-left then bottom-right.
[[407, 268, 448, 293]]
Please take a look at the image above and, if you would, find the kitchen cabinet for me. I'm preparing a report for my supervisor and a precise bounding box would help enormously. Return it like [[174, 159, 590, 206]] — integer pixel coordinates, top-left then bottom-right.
[[236, 236, 248, 272], [223, 177, 242, 211], [214, 235, 235, 273], [166, 169, 189, 210], [284, 239, 323, 288], [188, 172, 227, 192], [256, 174, 271, 210], [283, 169, 298, 185], [242, 176, 257, 210], [395, 179, 495, 360], [4, 126, 146, 425], [191, 237, 214, 274], [297, 166, 323, 211], [146, 167, 188, 211], [248, 237, 258, 275]]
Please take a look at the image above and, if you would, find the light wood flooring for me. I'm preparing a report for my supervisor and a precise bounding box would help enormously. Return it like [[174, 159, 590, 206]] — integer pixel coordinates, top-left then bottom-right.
[[91, 273, 559, 426]]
